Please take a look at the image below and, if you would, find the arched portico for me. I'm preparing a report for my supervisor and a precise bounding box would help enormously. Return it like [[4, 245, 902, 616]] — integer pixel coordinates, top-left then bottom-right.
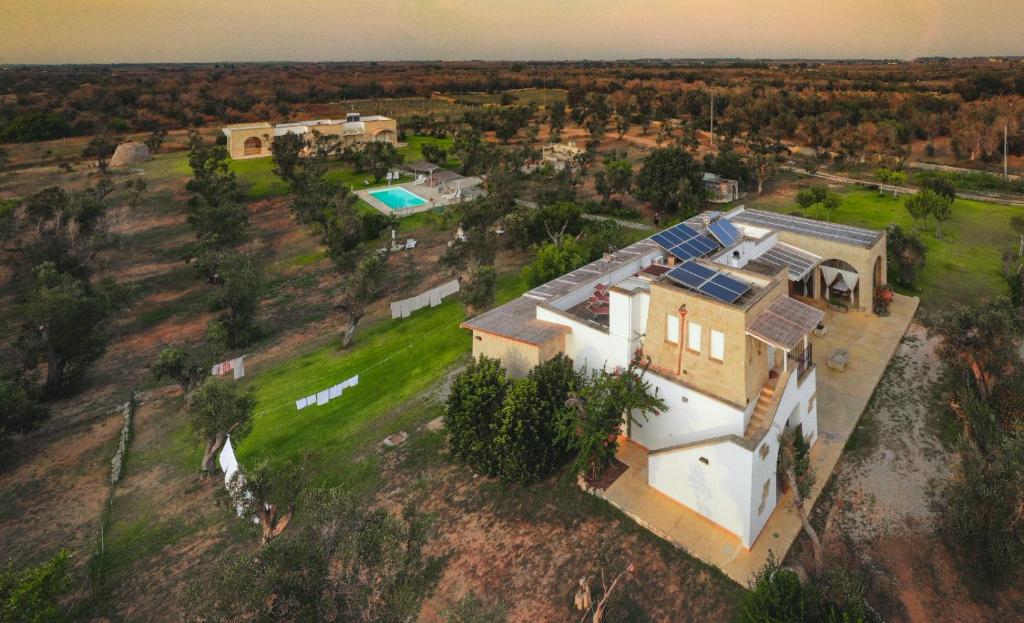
[[819, 259, 860, 309], [243, 136, 263, 156]]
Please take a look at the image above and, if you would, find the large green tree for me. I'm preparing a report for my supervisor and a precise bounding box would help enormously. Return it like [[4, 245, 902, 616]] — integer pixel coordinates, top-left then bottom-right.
[[188, 376, 256, 474], [16, 262, 121, 396], [632, 147, 704, 215], [523, 238, 589, 288], [207, 243, 265, 349], [559, 358, 666, 481], [336, 252, 389, 348], [184, 489, 440, 622], [0, 549, 72, 623]]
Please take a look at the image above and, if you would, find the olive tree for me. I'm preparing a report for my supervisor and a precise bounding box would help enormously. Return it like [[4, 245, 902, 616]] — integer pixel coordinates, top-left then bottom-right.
[[187, 377, 256, 474]]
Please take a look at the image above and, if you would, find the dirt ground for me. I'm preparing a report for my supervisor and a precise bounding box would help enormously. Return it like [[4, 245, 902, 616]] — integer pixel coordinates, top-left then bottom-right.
[[798, 323, 1024, 622]]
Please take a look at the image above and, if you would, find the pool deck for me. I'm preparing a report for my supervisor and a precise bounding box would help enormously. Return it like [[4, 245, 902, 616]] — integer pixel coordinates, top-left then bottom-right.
[[594, 293, 919, 586], [357, 180, 481, 217]]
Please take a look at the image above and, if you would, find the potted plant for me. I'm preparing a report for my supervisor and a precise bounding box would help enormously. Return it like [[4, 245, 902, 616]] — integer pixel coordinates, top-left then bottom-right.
[[874, 284, 894, 316]]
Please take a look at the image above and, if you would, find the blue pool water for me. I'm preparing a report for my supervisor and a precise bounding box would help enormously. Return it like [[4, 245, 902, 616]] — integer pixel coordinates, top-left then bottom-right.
[[369, 187, 429, 209]]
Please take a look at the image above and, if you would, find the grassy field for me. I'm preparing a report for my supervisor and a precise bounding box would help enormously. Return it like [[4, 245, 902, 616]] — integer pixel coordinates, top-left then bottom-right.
[[746, 187, 1021, 310], [238, 271, 527, 491], [225, 134, 454, 199]]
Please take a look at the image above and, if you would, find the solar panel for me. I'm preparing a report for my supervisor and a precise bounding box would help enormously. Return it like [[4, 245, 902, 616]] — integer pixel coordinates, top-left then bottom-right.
[[708, 220, 742, 247], [666, 261, 752, 304], [650, 223, 721, 261]]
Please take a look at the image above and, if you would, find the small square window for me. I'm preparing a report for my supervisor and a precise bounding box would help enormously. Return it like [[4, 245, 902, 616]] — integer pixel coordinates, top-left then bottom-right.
[[759, 443, 770, 460]]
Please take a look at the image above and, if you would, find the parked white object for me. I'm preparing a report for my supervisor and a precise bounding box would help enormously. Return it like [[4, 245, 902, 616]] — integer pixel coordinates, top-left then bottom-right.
[[211, 356, 245, 380]]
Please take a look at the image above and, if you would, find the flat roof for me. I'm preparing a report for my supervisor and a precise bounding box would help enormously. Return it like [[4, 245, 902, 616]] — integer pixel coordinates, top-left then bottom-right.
[[730, 208, 882, 248], [462, 239, 661, 342]]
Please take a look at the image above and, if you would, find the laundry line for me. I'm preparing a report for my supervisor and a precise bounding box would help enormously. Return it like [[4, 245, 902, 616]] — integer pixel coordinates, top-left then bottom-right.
[[251, 318, 455, 417]]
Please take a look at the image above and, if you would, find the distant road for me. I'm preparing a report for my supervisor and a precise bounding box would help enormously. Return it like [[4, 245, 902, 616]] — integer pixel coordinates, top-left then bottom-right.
[[782, 166, 1024, 208], [513, 198, 655, 231]]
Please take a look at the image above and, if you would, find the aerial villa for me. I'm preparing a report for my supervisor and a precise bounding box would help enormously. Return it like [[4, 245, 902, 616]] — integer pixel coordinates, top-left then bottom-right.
[[461, 207, 888, 548], [221, 113, 397, 159]]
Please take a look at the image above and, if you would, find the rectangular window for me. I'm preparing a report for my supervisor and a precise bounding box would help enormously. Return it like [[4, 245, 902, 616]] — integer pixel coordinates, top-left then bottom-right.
[[666, 314, 680, 344], [808, 392, 816, 414], [687, 322, 702, 353], [710, 330, 725, 361], [698, 456, 709, 465], [759, 443, 770, 460]]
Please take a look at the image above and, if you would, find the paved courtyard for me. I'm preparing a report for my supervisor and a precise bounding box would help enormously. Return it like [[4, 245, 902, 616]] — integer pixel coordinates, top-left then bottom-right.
[[597, 293, 920, 585]]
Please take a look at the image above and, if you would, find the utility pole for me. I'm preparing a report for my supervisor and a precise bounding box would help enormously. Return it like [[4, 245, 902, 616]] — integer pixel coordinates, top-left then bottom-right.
[[710, 90, 715, 145]]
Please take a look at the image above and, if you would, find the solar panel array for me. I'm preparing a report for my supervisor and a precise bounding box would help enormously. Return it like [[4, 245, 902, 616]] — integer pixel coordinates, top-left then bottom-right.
[[666, 261, 753, 304], [650, 223, 720, 261], [708, 219, 742, 247]]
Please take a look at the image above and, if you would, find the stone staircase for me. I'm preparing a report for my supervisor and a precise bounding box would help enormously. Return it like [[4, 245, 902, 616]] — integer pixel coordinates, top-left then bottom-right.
[[744, 384, 776, 439]]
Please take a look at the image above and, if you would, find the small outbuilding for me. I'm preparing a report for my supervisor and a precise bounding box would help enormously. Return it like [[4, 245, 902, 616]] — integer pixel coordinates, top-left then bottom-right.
[[109, 142, 152, 168]]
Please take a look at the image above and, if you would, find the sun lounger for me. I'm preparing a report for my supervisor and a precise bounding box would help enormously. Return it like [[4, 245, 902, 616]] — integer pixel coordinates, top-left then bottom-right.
[[405, 239, 417, 249]]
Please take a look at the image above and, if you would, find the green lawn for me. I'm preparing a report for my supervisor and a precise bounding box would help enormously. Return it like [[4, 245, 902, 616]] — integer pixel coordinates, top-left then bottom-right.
[[238, 271, 527, 490], [749, 187, 1021, 309], [399, 134, 458, 168]]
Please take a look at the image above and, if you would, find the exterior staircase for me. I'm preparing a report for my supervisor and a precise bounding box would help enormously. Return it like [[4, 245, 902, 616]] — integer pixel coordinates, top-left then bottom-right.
[[744, 384, 776, 438]]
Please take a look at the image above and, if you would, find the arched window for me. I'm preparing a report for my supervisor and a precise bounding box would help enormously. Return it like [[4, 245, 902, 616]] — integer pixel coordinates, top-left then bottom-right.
[[243, 136, 262, 156]]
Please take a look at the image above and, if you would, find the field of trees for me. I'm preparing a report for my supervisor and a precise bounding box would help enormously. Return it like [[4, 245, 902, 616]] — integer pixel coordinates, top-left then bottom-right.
[[1, 60, 1023, 621]]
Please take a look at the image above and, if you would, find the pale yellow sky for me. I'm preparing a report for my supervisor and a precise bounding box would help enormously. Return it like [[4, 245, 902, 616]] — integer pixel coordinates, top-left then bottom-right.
[[2, 0, 1022, 64]]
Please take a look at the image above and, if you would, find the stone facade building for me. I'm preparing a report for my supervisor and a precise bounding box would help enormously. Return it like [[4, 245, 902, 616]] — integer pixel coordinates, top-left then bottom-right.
[[221, 113, 397, 160], [461, 207, 887, 547]]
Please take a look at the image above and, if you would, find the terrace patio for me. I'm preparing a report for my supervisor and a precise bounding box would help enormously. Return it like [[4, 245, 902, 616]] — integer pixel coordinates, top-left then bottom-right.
[[357, 178, 483, 217], [595, 293, 920, 585]]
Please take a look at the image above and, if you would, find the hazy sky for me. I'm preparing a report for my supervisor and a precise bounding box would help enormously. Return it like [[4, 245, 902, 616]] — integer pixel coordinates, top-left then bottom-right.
[[3, 0, 1023, 64]]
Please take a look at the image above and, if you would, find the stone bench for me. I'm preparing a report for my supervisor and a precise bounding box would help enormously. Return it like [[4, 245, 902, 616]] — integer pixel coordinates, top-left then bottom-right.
[[827, 348, 849, 372]]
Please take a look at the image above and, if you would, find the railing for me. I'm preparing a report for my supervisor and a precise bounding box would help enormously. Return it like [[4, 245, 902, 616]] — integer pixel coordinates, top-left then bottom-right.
[[790, 342, 813, 379]]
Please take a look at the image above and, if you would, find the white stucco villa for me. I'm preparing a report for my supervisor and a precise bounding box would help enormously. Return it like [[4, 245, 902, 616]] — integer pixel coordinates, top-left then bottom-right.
[[462, 207, 887, 548]]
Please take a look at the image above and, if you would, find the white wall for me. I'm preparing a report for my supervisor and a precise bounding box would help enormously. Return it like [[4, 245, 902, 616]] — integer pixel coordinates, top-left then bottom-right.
[[746, 366, 819, 543], [648, 441, 756, 545], [630, 373, 745, 450], [710, 229, 778, 270], [535, 306, 630, 371]]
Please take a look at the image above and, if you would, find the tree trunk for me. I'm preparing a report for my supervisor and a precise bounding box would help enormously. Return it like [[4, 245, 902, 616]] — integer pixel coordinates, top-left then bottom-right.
[[201, 432, 227, 474], [258, 501, 294, 545], [341, 316, 361, 348], [786, 466, 823, 574]]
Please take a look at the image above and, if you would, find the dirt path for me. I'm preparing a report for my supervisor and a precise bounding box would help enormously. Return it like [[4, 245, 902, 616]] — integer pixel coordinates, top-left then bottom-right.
[[832, 323, 948, 542]]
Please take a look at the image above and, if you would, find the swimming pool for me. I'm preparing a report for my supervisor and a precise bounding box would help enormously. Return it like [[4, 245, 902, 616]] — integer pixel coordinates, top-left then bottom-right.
[[369, 187, 429, 210]]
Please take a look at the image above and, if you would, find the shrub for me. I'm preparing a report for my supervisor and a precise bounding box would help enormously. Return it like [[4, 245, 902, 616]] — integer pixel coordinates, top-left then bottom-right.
[[444, 355, 578, 484], [444, 356, 510, 474], [523, 238, 589, 287], [737, 552, 805, 623]]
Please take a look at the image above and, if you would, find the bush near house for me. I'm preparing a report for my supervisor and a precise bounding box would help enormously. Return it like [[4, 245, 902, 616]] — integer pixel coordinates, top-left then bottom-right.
[[444, 355, 577, 484]]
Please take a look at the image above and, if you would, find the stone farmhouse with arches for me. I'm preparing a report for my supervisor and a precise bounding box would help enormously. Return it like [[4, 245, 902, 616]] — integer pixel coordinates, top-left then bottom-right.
[[461, 206, 887, 549], [221, 113, 398, 160]]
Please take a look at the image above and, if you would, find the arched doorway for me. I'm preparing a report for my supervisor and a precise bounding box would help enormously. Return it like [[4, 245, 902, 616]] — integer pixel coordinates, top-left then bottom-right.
[[243, 136, 263, 156], [820, 259, 860, 309], [873, 256, 883, 296], [373, 129, 395, 144]]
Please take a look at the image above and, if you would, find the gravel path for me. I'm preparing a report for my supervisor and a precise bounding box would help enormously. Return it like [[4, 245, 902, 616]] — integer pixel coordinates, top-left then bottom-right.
[[832, 323, 951, 542]]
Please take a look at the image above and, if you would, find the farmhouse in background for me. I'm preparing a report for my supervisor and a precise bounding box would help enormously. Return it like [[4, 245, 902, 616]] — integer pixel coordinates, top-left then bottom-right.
[[221, 113, 398, 159], [461, 207, 887, 549], [702, 172, 742, 203]]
